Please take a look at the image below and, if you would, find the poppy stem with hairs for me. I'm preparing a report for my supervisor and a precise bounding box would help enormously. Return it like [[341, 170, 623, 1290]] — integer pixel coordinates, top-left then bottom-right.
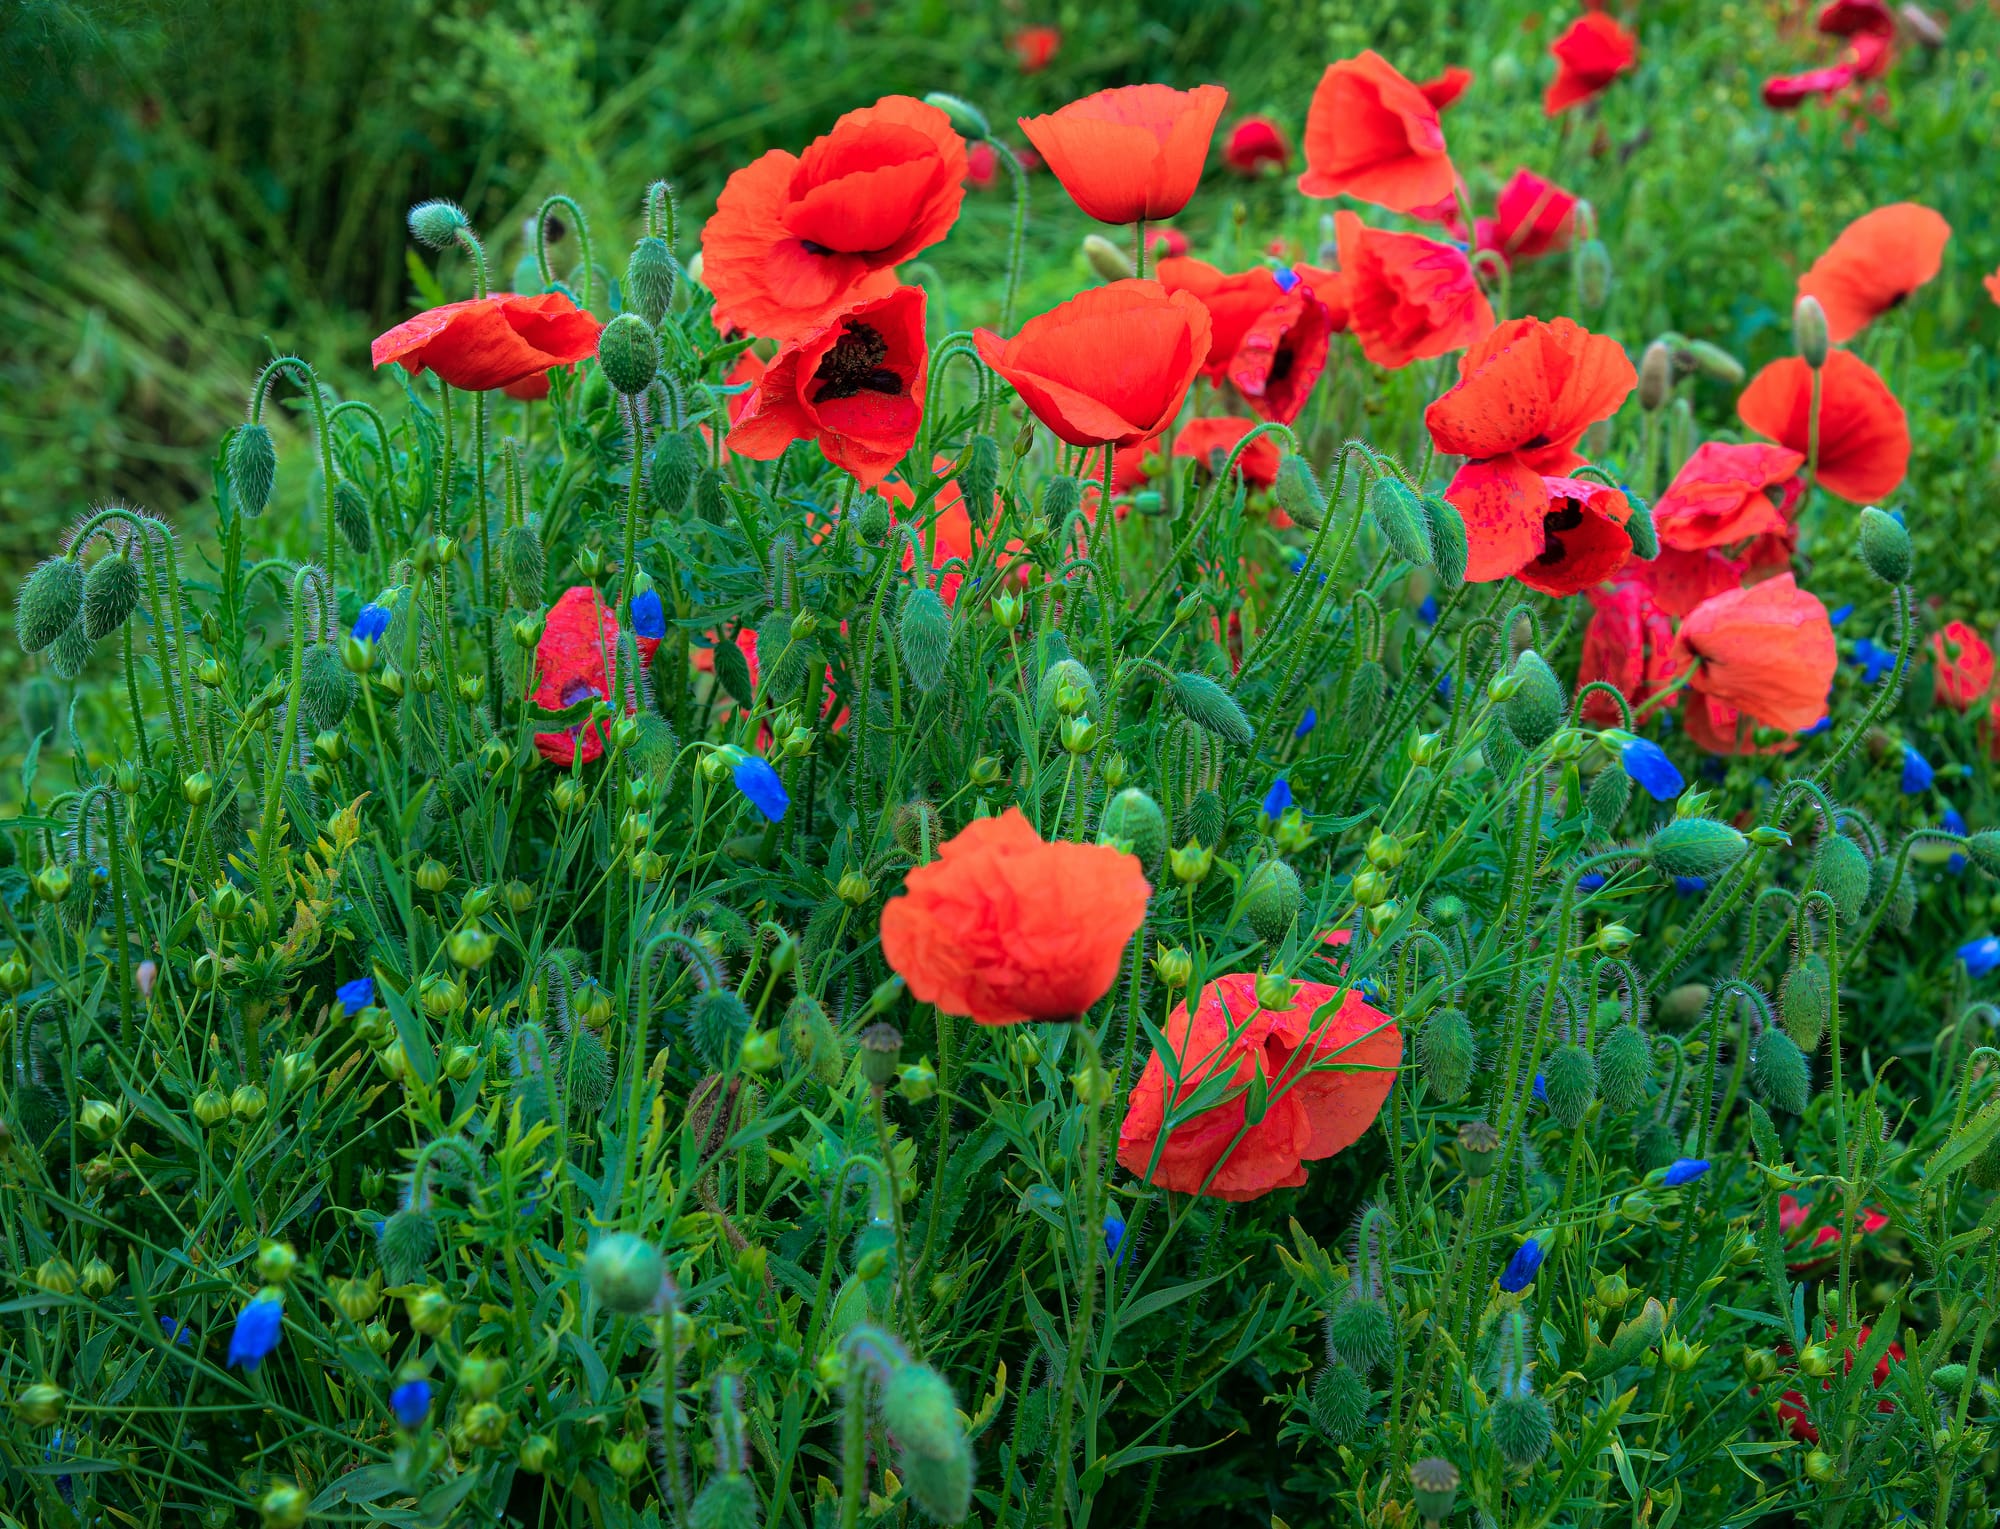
[[1805, 363, 1823, 502], [432, 381, 454, 537], [1047, 1020, 1107, 1529], [1097, 441, 1122, 738], [1133, 216, 1147, 281], [474, 386, 497, 698]]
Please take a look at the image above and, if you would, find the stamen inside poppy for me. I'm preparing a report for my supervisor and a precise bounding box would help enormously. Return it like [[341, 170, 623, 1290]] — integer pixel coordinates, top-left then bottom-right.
[[1536, 497, 1586, 565], [1523, 432, 1553, 450], [813, 322, 901, 401], [1267, 344, 1295, 385], [799, 238, 833, 256]]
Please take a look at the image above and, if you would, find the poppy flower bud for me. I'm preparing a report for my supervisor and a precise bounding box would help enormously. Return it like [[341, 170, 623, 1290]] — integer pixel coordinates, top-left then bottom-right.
[[1575, 238, 1612, 313], [1932, 1362, 1969, 1392], [81, 552, 141, 641], [1041, 473, 1083, 530], [1166, 670, 1254, 748], [881, 1361, 974, 1523], [1684, 340, 1745, 387], [1638, 341, 1673, 412], [1502, 651, 1565, 749], [1312, 1360, 1369, 1441], [1457, 1120, 1500, 1177], [1812, 833, 1869, 922], [1622, 493, 1659, 560], [597, 313, 659, 395], [1491, 1390, 1552, 1466], [1419, 494, 1468, 590], [1275, 454, 1325, 530], [1099, 788, 1166, 877], [1367, 477, 1432, 567], [860, 1021, 904, 1087], [1857, 506, 1911, 584], [1328, 1295, 1393, 1375], [898, 586, 953, 694], [16, 556, 84, 655], [227, 423, 278, 519], [1418, 1008, 1475, 1102], [1648, 818, 1749, 879], [626, 235, 676, 328], [1242, 859, 1303, 943], [1543, 1042, 1597, 1128], [1409, 1457, 1460, 1524], [408, 199, 471, 249], [1595, 1024, 1651, 1112], [585, 1233, 664, 1314], [1752, 1028, 1811, 1114], [1793, 294, 1829, 369], [924, 90, 991, 140], [1080, 233, 1135, 284]]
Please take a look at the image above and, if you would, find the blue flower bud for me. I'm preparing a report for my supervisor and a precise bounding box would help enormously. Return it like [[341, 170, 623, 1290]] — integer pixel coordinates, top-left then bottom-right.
[[1900, 744, 1934, 795], [391, 1378, 432, 1428], [1262, 778, 1293, 820], [227, 1290, 285, 1371], [1498, 1238, 1545, 1293], [732, 756, 789, 822], [1618, 736, 1684, 801], [1294, 707, 1317, 738], [1960, 936, 2000, 980], [1660, 1157, 1710, 1187], [337, 976, 376, 1017]]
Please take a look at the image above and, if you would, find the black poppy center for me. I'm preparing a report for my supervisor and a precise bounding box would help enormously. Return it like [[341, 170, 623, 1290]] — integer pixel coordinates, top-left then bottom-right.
[[1536, 498, 1586, 565], [813, 322, 902, 402], [800, 238, 834, 256], [1267, 343, 1295, 385]]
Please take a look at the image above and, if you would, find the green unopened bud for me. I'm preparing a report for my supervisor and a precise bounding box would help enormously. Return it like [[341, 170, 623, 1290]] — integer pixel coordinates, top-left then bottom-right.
[[78, 1255, 116, 1297], [14, 1382, 65, 1427], [1254, 971, 1295, 1010], [1752, 1028, 1811, 1114], [626, 235, 677, 327], [990, 591, 1022, 630], [78, 1098, 121, 1140], [1424, 494, 1468, 589], [1169, 841, 1214, 885], [1856, 506, 1911, 584], [0, 955, 26, 995], [740, 1028, 780, 1072], [1099, 788, 1166, 877], [1575, 238, 1612, 312], [1275, 454, 1325, 530], [923, 90, 991, 140], [82, 552, 142, 640], [1082, 232, 1135, 282], [231, 1083, 268, 1120], [1060, 715, 1097, 755], [447, 927, 498, 969], [1368, 477, 1431, 567], [881, 1360, 974, 1523], [1684, 340, 1744, 387], [519, 1433, 558, 1473], [1649, 818, 1748, 879], [836, 870, 873, 906], [1418, 1008, 1476, 1103], [408, 198, 471, 249], [416, 858, 451, 893], [1154, 944, 1193, 990], [256, 1241, 298, 1284], [1503, 651, 1565, 749], [585, 1233, 665, 1314], [1638, 340, 1673, 412], [597, 313, 660, 395], [1242, 859, 1303, 943], [1793, 294, 1829, 369], [1351, 868, 1389, 908]]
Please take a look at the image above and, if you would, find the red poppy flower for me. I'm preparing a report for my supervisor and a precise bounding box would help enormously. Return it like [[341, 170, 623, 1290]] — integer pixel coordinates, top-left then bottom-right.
[[1778, 1192, 1891, 1271], [1157, 258, 1286, 381], [965, 141, 999, 191], [700, 96, 966, 340], [503, 370, 552, 402], [1230, 283, 1333, 424], [1653, 442, 1806, 552], [1775, 1322, 1901, 1444], [1417, 65, 1474, 111], [1579, 579, 1680, 724], [1112, 436, 1165, 493], [1298, 51, 1456, 215], [1224, 114, 1291, 175], [725, 285, 927, 489], [1763, 63, 1859, 110], [1477, 169, 1580, 265], [372, 292, 604, 394], [1116, 974, 1400, 1201], [1545, 12, 1638, 115], [1737, 349, 1909, 504], [1020, 84, 1228, 225], [975, 280, 1211, 447], [1171, 416, 1282, 488], [530, 586, 661, 766], [880, 808, 1149, 1026], [1797, 203, 1951, 344], [1011, 24, 1061, 72], [1818, 0, 1896, 70], [1632, 544, 1750, 621], [878, 459, 1008, 606], [1424, 315, 1635, 580], [1670, 573, 1836, 737], [1335, 211, 1492, 370], [1148, 227, 1191, 260], [1932, 620, 1996, 710], [1511, 475, 1634, 597]]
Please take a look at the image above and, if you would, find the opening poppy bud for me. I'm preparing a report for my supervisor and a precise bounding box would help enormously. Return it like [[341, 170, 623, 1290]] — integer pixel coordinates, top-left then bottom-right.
[[1423, 494, 1469, 589], [585, 1232, 665, 1314], [1099, 788, 1166, 878], [1081, 233, 1135, 283], [1153, 944, 1194, 990], [1242, 859, 1303, 943], [17, 556, 84, 655], [990, 591, 1022, 630], [1638, 340, 1673, 412], [228, 423, 278, 519], [860, 1021, 904, 1087], [1410, 1457, 1460, 1524], [1648, 818, 1749, 879], [1575, 238, 1612, 313], [1856, 506, 1911, 584], [626, 235, 676, 327], [1457, 1120, 1500, 1177], [1793, 294, 1829, 368], [598, 313, 660, 395], [408, 198, 471, 249], [1275, 454, 1326, 530], [923, 90, 991, 141], [1367, 477, 1432, 567], [1502, 651, 1565, 750]]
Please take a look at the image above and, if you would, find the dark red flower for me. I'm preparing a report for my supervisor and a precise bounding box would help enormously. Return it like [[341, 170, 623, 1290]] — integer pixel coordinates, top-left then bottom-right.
[[1224, 114, 1292, 175], [726, 285, 928, 489], [1545, 12, 1638, 115], [1763, 63, 1858, 110], [1579, 579, 1680, 725], [700, 96, 966, 340], [1513, 474, 1634, 596], [1737, 349, 1909, 504], [1148, 227, 1191, 260], [1171, 416, 1282, 488], [1021, 84, 1228, 225], [1932, 620, 1996, 711], [1230, 282, 1333, 424], [975, 280, 1211, 447], [1653, 442, 1806, 552], [1335, 211, 1492, 369], [372, 292, 604, 394], [965, 141, 999, 191], [530, 586, 661, 766], [1010, 24, 1061, 73], [1417, 66, 1474, 111], [1477, 169, 1580, 265], [1299, 51, 1456, 215]]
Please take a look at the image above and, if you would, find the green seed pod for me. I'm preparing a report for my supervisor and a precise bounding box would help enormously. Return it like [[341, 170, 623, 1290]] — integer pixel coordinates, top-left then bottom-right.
[[48, 617, 93, 680], [1311, 1360, 1370, 1442], [500, 524, 547, 607], [1099, 788, 1167, 878], [1492, 1391, 1552, 1467], [652, 429, 702, 516], [626, 236, 676, 328], [1409, 1457, 1461, 1524], [81, 553, 141, 640], [1276, 455, 1326, 531], [332, 479, 372, 553], [688, 989, 751, 1072], [898, 587, 953, 694], [17, 557, 84, 654], [1751, 1029, 1811, 1115], [857, 496, 892, 544], [1368, 477, 1432, 566], [1648, 818, 1748, 879], [584, 1232, 665, 1314], [1243, 859, 1303, 943], [1167, 671, 1254, 748], [1544, 1042, 1597, 1129], [1595, 1024, 1651, 1112], [301, 644, 358, 730], [1423, 494, 1468, 589], [1503, 651, 1564, 749], [1327, 1296, 1393, 1375], [1868, 851, 1915, 931], [1041, 474, 1082, 531], [959, 434, 1001, 528], [1779, 953, 1830, 1053], [1586, 762, 1632, 836], [1346, 658, 1387, 734], [1856, 506, 1911, 584], [1575, 238, 1612, 313], [1418, 1008, 1476, 1103], [1189, 788, 1226, 850], [1813, 833, 1869, 922], [1967, 831, 2000, 879], [1623, 494, 1659, 560], [228, 423, 277, 518], [880, 1362, 973, 1524], [598, 313, 660, 396]]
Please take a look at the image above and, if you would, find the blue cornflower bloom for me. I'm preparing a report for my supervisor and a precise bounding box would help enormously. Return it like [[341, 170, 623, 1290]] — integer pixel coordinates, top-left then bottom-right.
[[1103, 1212, 1129, 1265], [1418, 594, 1438, 625], [1901, 744, 1934, 795], [159, 1316, 192, 1346], [1674, 876, 1707, 897], [732, 756, 789, 822], [1661, 1158, 1710, 1188], [1578, 873, 1607, 892], [1498, 1239, 1545, 1293], [1828, 604, 1854, 627], [227, 1290, 284, 1371], [1295, 707, 1317, 739], [1272, 266, 1301, 294], [1533, 1073, 1547, 1103], [629, 588, 666, 641], [337, 976, 375, 1016], [1263, 778, 1293, 819], [351, 603, 391, 644], [1798, 716, 1832, 738], [1850, 638, 1896, 684], [1619, 736, 1684, 801], [391, 1378, 433, 1429], [1960, 936, 2000, 979]]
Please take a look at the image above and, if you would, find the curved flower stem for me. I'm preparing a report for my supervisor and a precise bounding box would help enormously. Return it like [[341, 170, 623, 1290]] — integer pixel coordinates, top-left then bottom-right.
[[536, 194, 595, 311], [995, 139, 1029, 333]]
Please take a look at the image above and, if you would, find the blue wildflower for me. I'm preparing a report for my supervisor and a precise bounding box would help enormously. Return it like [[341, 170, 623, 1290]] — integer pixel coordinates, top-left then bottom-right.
[[1295, 707, 1317, 738], [1103, 1212, 1129, 1265], [1498, 1239, 1545, 1293], [629, 588, 666, 641], [227, 1290, 284, 1371], [1945, 805, 1968, 875], [732, 756, 789, 822], [1960, 936, 2000, 979], [1271, 266, 1301, 294], [1828, 603, 1854, 627], [1798, 716, 1831, 738], [1437, 674, 1453, 701], [1900, 744, 1934, 795], [1578, 873, 1606, 892], [1661, 1158, 1710, 1188], [337, 976, 375, 1016], [1263, 778, 1293, 820], [391, 1378, 433, 1429], [1418, 594, 1438, 625], [1289, 552, 1307, 574], [352, 603, 391, 644], [1674, 876, 1707, 897], [1619, 736, 1684, 801], [1533, 1073, 1547, 1103], [1850, 638, 1896, 685], [159, 1316, 193, 1346]]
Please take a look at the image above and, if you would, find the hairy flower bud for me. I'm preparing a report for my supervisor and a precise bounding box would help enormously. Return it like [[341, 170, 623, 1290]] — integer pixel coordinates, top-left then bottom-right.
[[408, 199, 471, 249], [1648, 818, 1748, 879], [1751, 1028, 1811, 1114], [1418, 1008, 1475, 1103], [626, 235, 677, 327], [881, 1361, 974, 1523], [1099, 788, 1166, 877], [597, 313, 660, 396], [1367, 477, 1432, 567], [1856, 506, 1911, 584], [1793, 294, 1829, 368], [1423, 493, 1468, 589], [1242, 859, 1303, 943], [17, 557, 84, 655], [1502, 650, 1565, 750]]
